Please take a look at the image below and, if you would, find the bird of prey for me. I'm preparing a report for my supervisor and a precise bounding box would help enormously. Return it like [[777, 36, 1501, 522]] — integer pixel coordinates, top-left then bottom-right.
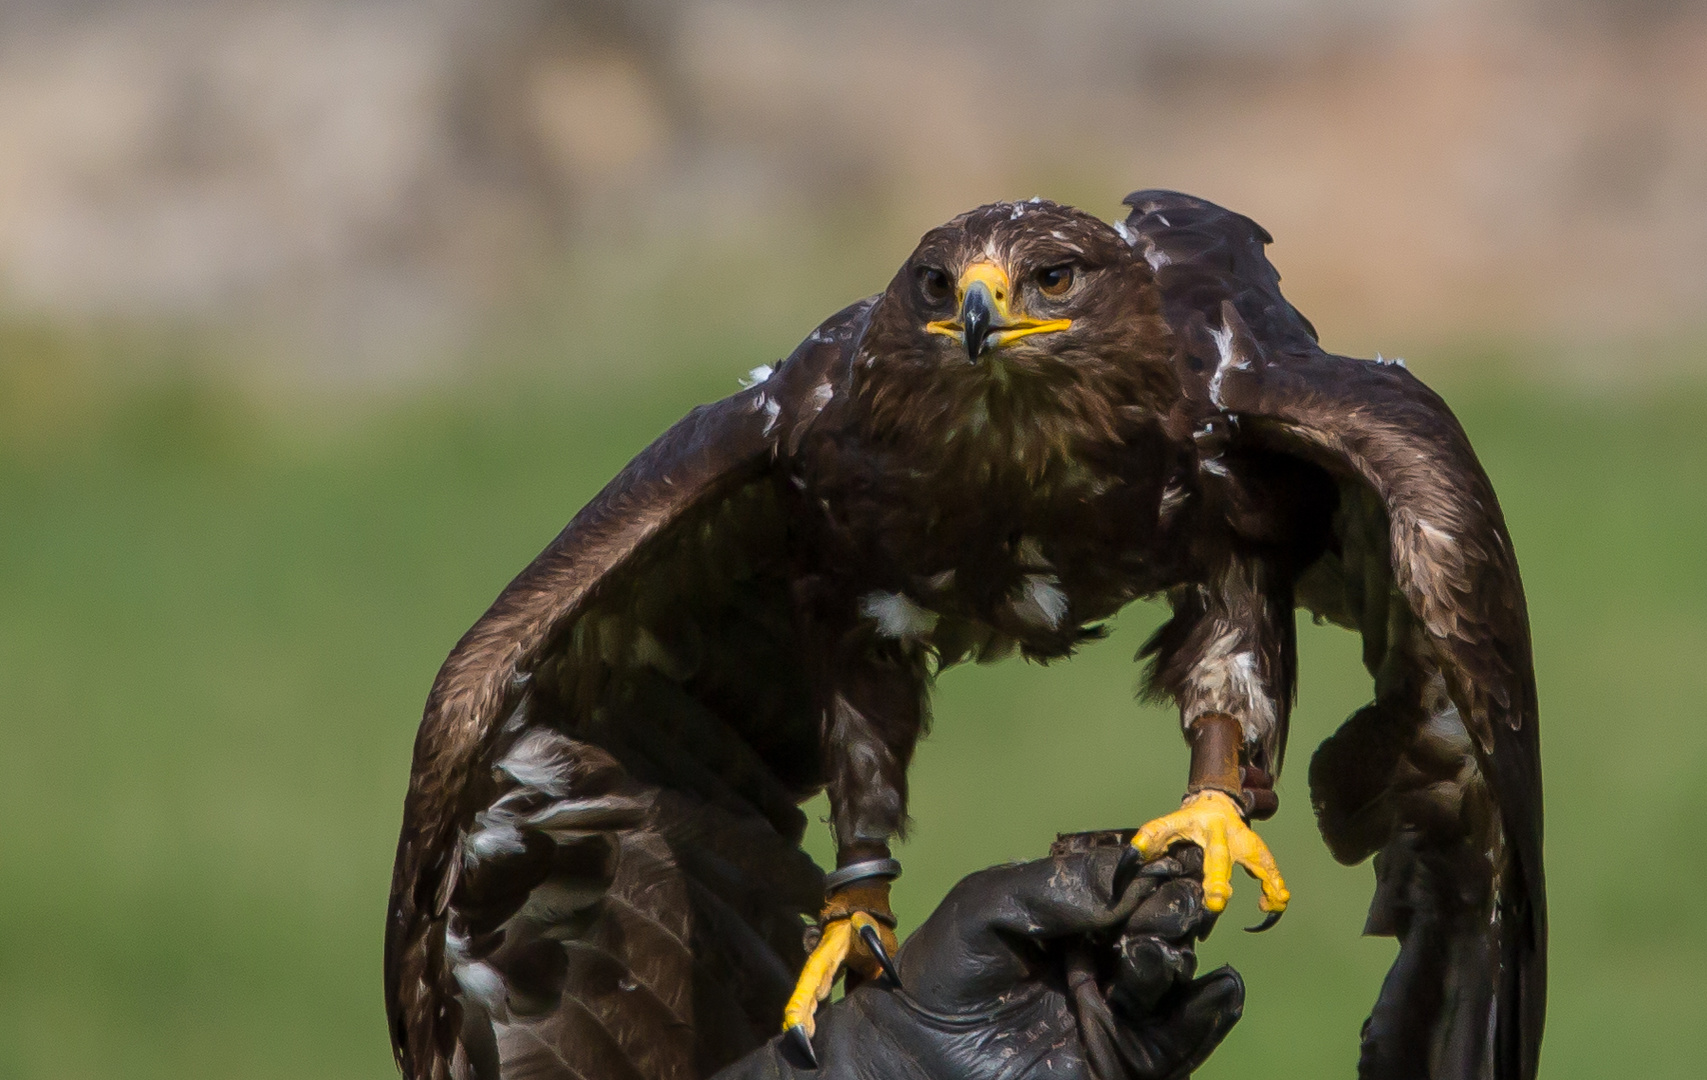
[[386, 190, 1545, 1080]]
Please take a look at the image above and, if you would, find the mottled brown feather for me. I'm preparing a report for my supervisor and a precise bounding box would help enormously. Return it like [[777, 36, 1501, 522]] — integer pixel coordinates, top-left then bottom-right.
[[1123, 189, 1544, 1080], [386, 302, 875, 1080], [390, 191, 1545, 1080]]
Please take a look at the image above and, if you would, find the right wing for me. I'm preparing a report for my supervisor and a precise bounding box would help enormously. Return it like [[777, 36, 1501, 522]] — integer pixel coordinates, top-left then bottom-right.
[[385, 299, 875, 1080], [1123, 190, 1545, 1080]]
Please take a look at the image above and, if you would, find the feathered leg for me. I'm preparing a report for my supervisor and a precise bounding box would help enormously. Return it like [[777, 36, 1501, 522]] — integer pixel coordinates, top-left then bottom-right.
[[782, 617, 928, 1049], [1133, 557, 1293, 922]]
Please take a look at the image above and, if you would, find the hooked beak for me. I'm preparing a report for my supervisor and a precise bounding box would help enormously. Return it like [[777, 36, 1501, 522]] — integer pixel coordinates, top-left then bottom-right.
[[961, 279, 996, 361], [927, 263, 1071, 362]]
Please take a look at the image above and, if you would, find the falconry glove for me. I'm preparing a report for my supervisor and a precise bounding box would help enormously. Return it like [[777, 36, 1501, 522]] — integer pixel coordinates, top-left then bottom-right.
[[719, 839, 1243, 1080]]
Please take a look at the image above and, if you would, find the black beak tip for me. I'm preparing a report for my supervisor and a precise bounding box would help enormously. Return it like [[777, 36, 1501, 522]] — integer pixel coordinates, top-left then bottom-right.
[[961, 282, 995, 362]]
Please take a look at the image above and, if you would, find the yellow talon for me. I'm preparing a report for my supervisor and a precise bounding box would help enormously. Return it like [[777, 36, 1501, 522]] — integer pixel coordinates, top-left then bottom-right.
[[782, 883, 900, 1040], [783, 918, 852, 1039], [1133, 790, 1290, 917]]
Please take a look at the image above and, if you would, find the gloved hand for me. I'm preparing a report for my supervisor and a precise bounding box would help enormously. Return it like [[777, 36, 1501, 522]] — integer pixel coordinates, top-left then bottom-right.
[[715, 834, 1243, 1080]]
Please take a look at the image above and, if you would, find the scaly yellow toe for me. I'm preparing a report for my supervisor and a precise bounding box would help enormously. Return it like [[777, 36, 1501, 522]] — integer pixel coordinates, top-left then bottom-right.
[[782, 882, 901, 1038], [1133, 790, 1289, 917], [782, 919, 853, 1039]]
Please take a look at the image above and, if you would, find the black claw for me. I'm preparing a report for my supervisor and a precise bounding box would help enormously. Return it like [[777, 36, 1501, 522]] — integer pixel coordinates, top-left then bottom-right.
[[1110, 844, 1143, 905], [784, 1024, 818, 1069], [1244, 909, 1284, 934], [858, 923, 903, 989]]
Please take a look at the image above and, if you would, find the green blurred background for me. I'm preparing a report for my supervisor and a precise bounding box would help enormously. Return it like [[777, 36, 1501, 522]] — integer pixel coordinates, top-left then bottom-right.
[[2, 2, 1706, 1078]]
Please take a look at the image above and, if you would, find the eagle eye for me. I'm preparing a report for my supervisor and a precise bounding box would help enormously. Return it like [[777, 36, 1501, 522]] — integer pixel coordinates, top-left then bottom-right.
[[1037, 264, 1076, 297], [917, 266, 953, 305]]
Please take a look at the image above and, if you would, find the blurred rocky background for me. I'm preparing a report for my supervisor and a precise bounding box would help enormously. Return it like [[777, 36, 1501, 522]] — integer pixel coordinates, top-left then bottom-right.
[[3, 5, 1705, 1080], [2, 0, 1706, 387]]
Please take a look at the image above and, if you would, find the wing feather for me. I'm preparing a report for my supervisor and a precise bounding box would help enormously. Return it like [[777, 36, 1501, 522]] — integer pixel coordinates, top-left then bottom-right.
[[386, 300, 875, 1080], [1125, 190, 1545, 1080]]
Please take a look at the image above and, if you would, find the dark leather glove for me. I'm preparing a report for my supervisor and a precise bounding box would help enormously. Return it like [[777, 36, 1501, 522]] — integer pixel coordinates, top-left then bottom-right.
[[715, 833, 1243, 1080]]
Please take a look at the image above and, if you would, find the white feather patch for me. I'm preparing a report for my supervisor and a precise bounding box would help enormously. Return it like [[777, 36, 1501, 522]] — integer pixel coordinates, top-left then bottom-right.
[[1185, 631, 1276, 739], [445, 926, 474, 965], [1010, 574, 1069, 630], [497, 730, 575, 796], [1159, 481, 1189, 516], [1417, 519, 1454, 547], [740, 364, 774, 387], [860, 591, 939, 640], [1206, 321, 1249, 408], [467, 820, 527, 860], [524, 794, 648, 835], [452, 960, 509, 1018]]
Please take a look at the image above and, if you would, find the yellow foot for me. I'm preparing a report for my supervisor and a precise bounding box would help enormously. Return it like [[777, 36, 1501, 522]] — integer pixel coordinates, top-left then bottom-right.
[[1123, 790, 1289, 930], [782, 883, 901, 1062]]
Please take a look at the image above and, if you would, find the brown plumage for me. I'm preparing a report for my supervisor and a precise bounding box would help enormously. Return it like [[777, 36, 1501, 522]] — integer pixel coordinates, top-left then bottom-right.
[[387, 193, 1544, 1080]]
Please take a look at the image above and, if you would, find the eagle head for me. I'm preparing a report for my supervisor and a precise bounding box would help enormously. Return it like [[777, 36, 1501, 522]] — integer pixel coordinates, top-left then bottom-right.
[[855, 199, 1173, 452]]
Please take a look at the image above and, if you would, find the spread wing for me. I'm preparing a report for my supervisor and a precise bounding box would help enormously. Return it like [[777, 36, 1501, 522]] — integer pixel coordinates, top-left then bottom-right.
[[1124, 191, 1545, 1080], [385, 300, 875, 1080]]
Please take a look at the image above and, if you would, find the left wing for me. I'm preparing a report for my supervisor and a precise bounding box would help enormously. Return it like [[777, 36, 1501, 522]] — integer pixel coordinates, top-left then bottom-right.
[[1124, 190, 1545, 1080], [386, 301, 874, 1080]]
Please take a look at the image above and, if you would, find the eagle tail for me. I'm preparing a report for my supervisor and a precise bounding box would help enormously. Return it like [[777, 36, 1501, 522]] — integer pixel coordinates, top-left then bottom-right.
[[1312, 699, 1545, 1080], [1355, 832, 1542, 1080]]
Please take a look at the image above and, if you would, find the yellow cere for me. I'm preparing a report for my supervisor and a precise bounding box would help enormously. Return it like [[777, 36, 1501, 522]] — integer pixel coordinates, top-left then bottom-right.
[[926, 260, 1072, 347]]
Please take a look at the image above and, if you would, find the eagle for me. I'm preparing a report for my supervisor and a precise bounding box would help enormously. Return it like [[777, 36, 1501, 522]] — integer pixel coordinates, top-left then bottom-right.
[[385, 191, 1545, 1080]]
